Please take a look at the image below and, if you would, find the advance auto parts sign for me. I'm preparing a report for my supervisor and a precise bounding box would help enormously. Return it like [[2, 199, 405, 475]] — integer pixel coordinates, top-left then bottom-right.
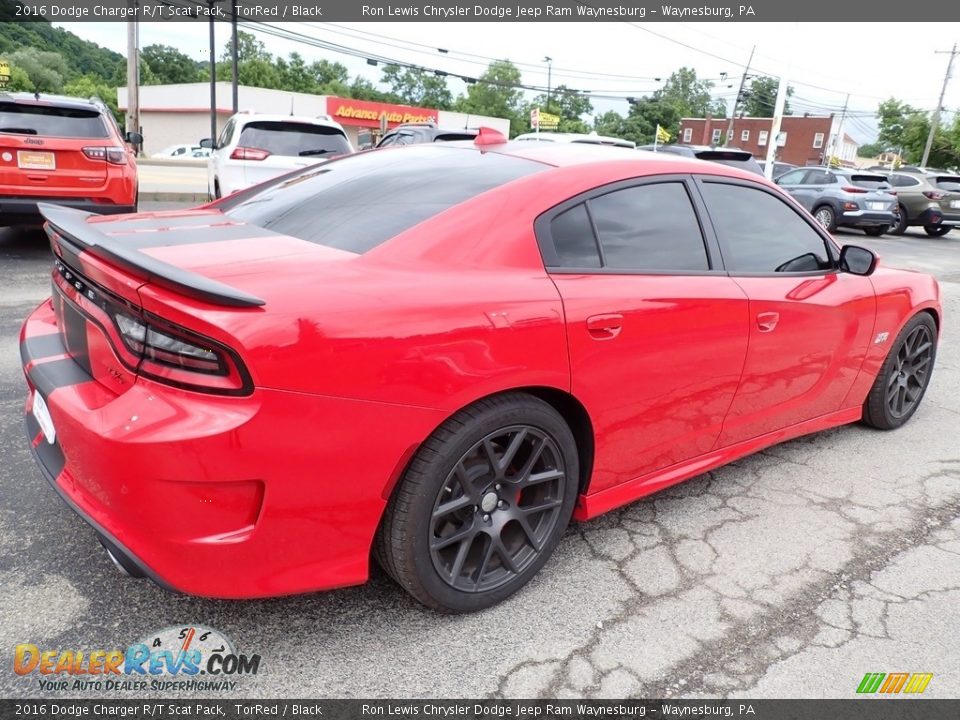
[[326, 96, 439, 129]]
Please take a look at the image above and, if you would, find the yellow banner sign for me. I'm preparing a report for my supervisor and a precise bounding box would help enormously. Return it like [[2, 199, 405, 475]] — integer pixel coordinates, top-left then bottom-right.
[[537, 110, 560, 130], [0, 61, 10, 88]]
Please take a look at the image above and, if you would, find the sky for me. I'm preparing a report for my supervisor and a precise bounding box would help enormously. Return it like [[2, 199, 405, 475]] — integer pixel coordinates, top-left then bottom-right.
[[53, 21, 960, 143]]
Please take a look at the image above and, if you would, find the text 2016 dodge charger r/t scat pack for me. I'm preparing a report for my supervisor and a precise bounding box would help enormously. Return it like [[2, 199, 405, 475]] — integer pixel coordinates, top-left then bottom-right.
[[21, 133, 941, 612]]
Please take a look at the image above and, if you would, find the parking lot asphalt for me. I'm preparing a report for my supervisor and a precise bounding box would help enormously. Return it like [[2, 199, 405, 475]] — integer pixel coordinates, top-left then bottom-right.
[[1, 214, 959, 700]]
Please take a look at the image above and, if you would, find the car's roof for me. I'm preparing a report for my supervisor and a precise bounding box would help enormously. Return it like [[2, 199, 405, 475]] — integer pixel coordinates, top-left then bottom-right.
[[231, 112, 344, 128], [433, 141, 765, 181], [514, 131, 635, 146], [0, 92, 104, 112]]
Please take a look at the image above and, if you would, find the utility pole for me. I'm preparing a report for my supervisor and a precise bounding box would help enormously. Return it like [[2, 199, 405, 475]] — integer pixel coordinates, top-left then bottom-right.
[[544, 56, 553, 112], [763, 75, 789, 180], [231, 0, 239, 113], [826, 94, 849, 166], [208, 2, 217, 144], [125, 20, 139, 152], [921, 43, 957, 169], [726, 45, 755, 146]]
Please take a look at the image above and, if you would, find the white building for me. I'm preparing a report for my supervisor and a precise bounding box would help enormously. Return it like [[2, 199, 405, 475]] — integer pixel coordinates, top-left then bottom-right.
[[117, 83, 511, 155]]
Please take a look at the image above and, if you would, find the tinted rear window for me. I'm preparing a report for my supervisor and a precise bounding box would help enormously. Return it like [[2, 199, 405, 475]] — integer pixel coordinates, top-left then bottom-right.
[[434, 132, 478, 142], [221, 146, 545, 253], [933, 176, 960, 192], [848, 174, 890, 189], [0, 103, 108, 138], [237, 121, 351, 158]]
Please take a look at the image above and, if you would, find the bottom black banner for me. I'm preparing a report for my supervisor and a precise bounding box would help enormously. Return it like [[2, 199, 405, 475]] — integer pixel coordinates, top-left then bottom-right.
[[0, 699, 952, 720]]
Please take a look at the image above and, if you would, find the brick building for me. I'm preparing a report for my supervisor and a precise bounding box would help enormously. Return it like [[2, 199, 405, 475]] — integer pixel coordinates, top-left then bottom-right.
[[677, 115, 859, 167]]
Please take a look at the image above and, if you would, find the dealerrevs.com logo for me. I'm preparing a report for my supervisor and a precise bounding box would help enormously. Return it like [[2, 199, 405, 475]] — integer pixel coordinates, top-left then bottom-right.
[[14, 626, 261, 693]]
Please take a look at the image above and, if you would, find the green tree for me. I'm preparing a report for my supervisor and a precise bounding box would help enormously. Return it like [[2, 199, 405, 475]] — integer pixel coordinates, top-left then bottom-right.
[[140, 44, 201, 85], [221, 30, 269, 63], [856, 141, 885, 158], [655, 67, 725, 120], [311, 59, 349, 89], [8, 47, 68, 93], [454, 60, 526, 136], [741, 76, 793, 117], [381, 64, 453, 109]]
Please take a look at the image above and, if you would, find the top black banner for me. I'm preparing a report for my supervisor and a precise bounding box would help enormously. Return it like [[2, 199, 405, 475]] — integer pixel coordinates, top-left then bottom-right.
[[4, 0, 959, 22]]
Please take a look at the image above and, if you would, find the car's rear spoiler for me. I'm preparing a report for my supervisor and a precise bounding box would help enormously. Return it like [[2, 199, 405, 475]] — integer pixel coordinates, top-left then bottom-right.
[[38, 203, 266, 308], [695, 150, 754, 162]]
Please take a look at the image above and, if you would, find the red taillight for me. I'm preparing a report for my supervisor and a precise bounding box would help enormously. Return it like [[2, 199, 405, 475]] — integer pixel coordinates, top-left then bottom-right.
[[82, 146, 127, 165], [230, 146, 270, 161], [923, 190, 946, 200], [841, 186, 867, 193]]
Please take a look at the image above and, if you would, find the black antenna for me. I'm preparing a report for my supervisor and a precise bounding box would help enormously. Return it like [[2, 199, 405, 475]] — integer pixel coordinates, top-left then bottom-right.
[[34, 91, 40, 100]]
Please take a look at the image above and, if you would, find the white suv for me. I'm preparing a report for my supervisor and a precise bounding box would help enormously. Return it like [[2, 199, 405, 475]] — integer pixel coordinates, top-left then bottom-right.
[[201, 112, 353, 198]]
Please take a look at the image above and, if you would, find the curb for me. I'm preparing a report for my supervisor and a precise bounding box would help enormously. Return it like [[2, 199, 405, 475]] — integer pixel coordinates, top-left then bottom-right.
[[139, 192, 209, 204]]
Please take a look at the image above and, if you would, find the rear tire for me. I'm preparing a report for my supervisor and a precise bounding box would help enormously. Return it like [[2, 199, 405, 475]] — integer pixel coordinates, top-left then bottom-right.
[[924, 225, 951, 237], [889, 205, 908, 235], [862, 313, 937, 430], [813, 205, 837, 233], [863, 226, 887, 237], [376, 393, 579, 613]]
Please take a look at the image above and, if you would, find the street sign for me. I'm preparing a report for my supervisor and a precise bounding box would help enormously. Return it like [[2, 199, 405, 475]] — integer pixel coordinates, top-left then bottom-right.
[[538, 110, 560, 131], [0, 61, 10, 89], [530, 107, 540, 130]]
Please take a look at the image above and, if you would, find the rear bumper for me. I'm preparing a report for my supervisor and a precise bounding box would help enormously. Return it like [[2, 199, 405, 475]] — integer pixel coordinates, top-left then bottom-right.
[[1, 196, 136, 223], [21, 299, 445, 598], [838, 209, 895, 227], [911, 207, 960, 227]]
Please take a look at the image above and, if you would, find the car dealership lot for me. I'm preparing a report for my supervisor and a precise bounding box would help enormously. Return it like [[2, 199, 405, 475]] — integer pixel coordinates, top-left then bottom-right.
[[1, 215, 959, 699]]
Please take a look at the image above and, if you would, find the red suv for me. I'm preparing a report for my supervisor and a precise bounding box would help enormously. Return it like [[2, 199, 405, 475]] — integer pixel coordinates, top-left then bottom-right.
[[0, 93, 140, 224]]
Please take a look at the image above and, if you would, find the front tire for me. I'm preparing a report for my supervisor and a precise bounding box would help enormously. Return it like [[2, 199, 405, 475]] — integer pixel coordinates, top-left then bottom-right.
[[813, 205, 838, 233], [862, 313, 937, 430], [924, 225, 951, 237], [376, 393, 579, 613]]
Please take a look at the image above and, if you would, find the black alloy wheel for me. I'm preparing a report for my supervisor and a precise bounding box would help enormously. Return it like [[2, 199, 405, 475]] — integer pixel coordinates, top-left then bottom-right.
[[429, 425, 566, 593], [376, 393, 579, 612], [889, 205, 909, 235], [863, 314, 937, 430]]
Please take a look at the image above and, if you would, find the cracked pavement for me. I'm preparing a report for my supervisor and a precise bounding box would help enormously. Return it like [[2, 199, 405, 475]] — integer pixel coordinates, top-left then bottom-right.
[[1, 219, 959, 699]]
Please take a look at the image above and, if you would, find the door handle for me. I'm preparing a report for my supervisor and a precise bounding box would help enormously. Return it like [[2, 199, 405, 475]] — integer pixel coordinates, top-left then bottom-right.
[[757, 311, 780, 333], [586, 313, 623, 340]]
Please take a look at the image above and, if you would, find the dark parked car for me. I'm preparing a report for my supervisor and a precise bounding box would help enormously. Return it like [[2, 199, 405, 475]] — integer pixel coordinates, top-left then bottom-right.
[[887, 171, 960, 236], [376, 122, 479, 148], [775, 167, 896, 236], [638, 144, 763, 175], [758, 160, 798, 178]]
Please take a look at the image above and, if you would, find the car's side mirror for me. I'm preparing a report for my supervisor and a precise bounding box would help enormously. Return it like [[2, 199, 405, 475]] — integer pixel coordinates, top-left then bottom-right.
[[125, 131, 143, 145], [199, 138, 215, 149], [840, 245, 878, 276]]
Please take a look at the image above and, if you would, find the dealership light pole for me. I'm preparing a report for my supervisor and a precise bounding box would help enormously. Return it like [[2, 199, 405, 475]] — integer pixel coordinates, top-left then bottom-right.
[[725, 45, 754, 147], [921, 43, 957, 169]]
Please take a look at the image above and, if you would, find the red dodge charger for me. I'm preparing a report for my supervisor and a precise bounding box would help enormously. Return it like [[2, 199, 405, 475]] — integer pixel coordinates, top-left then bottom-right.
[[21, 136, 941, 612]]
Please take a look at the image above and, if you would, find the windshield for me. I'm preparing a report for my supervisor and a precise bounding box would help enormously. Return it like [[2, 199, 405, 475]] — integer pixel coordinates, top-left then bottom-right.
[[0, 103, 108, 138], [236, 121, 351, 158], [220, 145, 545, 254]]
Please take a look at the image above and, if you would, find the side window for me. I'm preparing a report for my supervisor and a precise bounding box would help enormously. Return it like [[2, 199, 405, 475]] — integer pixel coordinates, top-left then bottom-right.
[[700, 182, 834, 274], [588, 183, 709, 272], [378, 133, 397, 147], [804, 170, 833, 185], [683, 127, 693, 143], [550, 204, 601, 268], [891, 174, 920, 188], [217, 119, 235, 149], [777, 169, 807, 185]]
